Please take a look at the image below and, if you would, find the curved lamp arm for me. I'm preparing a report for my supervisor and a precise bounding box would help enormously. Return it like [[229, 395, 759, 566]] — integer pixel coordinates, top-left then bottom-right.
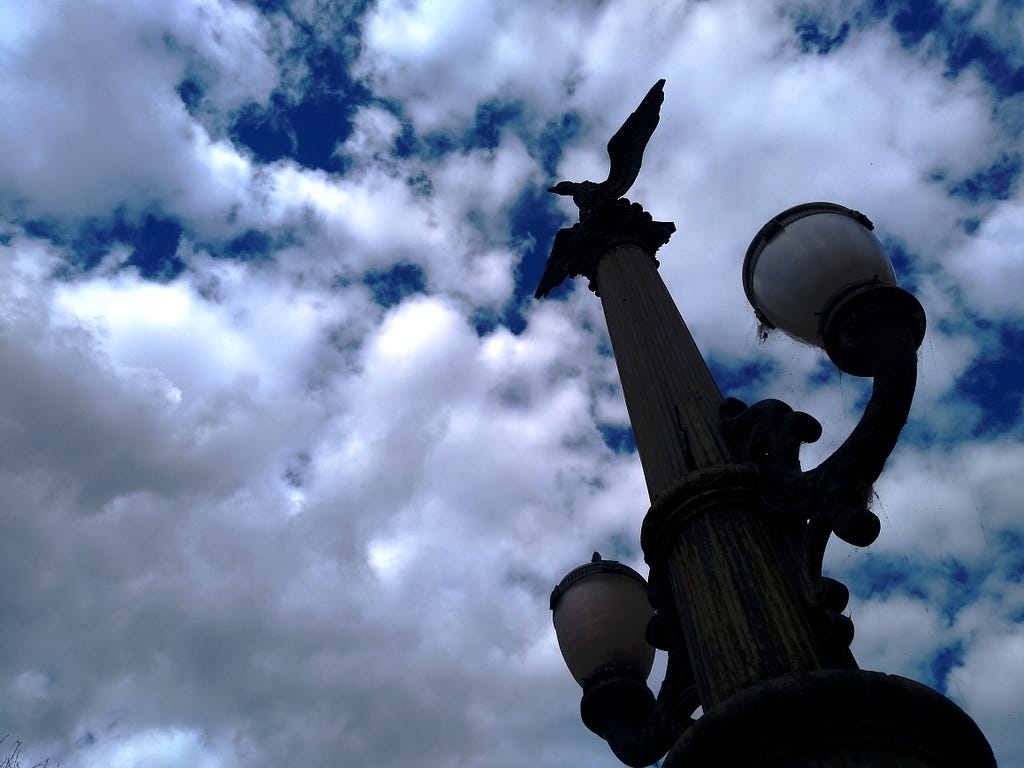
[[581, 651, 700, 767], [721, 285, 926, 638]]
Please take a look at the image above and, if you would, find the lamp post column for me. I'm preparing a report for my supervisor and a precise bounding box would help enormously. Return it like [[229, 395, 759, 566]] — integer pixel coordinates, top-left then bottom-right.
[[589, 225, 850, 709]]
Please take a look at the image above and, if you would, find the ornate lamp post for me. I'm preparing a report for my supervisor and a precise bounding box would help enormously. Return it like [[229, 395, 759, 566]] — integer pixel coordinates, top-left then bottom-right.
[[542, 82, 995, 767]]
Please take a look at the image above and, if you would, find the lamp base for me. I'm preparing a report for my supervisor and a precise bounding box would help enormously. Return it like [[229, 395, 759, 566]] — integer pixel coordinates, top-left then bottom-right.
[[662, 669, 994, 768], [580, 664, 656, 737], [821, 284, 925, 377]]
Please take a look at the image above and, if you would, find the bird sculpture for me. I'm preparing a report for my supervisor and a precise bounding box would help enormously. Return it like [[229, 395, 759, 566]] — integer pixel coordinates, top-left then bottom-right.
[[547, 78, 666, 217], [536, 79, 672, 299]]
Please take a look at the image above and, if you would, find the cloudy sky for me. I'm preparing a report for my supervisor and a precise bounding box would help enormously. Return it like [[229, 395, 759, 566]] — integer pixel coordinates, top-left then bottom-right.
[[1, 0, 1022, 765]]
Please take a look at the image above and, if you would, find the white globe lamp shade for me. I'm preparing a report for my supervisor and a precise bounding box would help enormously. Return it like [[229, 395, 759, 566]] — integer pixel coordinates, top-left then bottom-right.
[[743, 203, 897, 348], [550, 554, 655, 687]]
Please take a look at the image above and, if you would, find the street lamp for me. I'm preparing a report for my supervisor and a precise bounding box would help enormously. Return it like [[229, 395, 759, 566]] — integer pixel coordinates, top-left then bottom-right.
[[550, 553, 655, 690], [539, 83, 994, 767], [743, 201, 924, 378]]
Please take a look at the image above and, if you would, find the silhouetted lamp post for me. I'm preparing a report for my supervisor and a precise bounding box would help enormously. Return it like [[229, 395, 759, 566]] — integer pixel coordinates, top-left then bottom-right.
[[541, 83, 995, 767]]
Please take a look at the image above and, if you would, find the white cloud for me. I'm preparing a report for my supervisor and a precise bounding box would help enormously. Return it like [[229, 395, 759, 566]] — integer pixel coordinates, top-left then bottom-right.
[[944, 193, 1024, 319], [869, 439, 1024, 563], [74, 728, 236, 768], [356, 0, 594, 134], [0, 0, 281, 230], [340, 105, 404, 167], [957, 630, 1024, 766], [850, 592, 946, 683]]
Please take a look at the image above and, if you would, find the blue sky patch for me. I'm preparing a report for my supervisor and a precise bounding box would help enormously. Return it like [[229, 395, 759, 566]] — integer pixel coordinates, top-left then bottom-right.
[[230, 96, 295, 164], [795, 18, 851, 54], [502, 188, 578, 334], [949, 154, 1021, 202], [41, 212, 187, 280], [863, 0, 1024, 96], [420, 131, 457, 158], [886, 0, 944, 48], [944, 21, 1024, 96], [404, 170, 433, 198], [129, 215, 185, 280], [708, 360, 776, 402], [364, 263, 427, 308], [471, 308, 501, 337], [393, 113, 419, 159], [225, 229, 274, 260], [227, 26, 371, 172], [539, 111, 583, 177], [247, 0, 289, 11], [847, 553, 923, 600], [499, 109, 588, 330], [466, 100, 523, 151], [938, 556, 986, 617], [929, 641, 964, 692], [472, 300, 532, 336], [878, 239, 917, 290], [230, 90, 358, 172], [510, 189, 574, 302], [808, 358, 843, 387], [1000, 530, 1024, 582], [177, 78, 203, 115], [42, 218, 110, 271], [289, 92, 358, 172], [598, 423, 637, 454], [954, 323, 1024, 436], [22, 218, 62, 242]]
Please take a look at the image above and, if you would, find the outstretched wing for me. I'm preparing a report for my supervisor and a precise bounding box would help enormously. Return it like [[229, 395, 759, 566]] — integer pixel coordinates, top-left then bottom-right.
[[601, 79, 665, 199], [535, 227, 575, 299]]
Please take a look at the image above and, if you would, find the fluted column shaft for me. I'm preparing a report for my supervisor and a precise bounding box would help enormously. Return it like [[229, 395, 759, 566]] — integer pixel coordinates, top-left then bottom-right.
[[595, 244, 839, 708], [595, 244, 731, 499]]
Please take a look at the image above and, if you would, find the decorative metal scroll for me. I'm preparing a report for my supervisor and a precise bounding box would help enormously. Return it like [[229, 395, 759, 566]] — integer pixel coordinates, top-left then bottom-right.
[[718, 323, 919, 646]]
